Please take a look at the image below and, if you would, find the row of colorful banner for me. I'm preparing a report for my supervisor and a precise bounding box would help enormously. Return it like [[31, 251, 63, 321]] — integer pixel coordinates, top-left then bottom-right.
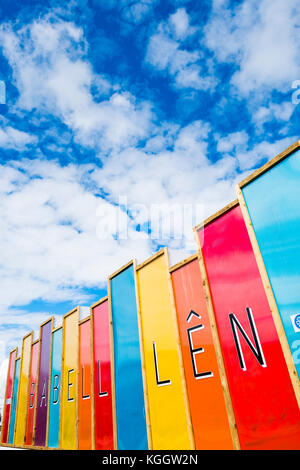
[[1, 141, 300, 450]]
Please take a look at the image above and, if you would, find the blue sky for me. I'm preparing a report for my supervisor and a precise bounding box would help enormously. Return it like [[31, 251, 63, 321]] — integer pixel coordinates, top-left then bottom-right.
[[0, 0, 300, 400]]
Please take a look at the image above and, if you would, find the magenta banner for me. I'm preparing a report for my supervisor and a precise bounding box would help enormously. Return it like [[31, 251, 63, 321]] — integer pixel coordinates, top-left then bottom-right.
[[34, 319, 53, 447]]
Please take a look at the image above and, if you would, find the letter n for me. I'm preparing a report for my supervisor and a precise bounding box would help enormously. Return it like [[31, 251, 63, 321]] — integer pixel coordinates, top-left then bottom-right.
[[229, 307, 267, 371]]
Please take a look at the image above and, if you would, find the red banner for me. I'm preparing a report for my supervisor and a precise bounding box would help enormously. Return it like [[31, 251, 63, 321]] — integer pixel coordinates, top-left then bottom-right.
[[1, 348, 17, 444], [197, 202, 300, 449], [92, 298, 114, 449], [78, 318, 92, 449], [25, 341, 39, 446]]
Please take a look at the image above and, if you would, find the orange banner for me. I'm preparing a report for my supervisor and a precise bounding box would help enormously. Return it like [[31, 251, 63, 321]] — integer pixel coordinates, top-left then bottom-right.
[[170, 255, 236, 449], [78, 317, 92, 449]]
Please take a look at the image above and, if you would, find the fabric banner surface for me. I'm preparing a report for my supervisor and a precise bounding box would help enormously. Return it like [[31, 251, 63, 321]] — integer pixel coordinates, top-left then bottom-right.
[[78, 318, 92, 449], [15, 333, 32, 447], [171, 256, 235, 449], [25, 341, 39, 446], [1, 348, 17, 444], [92, 298, 114, 450], [109, 263, 148, 450], [240, 147, 300, 379], [61, 309, 79, 449], [8, 357, 21, 445], [48, 327, 62, 449], [196, 202, 300, 449], [35, 319, 52, 447], [136, 250, 194, 450]]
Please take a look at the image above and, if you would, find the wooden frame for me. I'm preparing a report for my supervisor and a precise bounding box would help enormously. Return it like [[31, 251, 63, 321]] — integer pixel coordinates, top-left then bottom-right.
[[59, 307, 80, 450], [0, 347, 18, 447], [236, 186, 300, 408], [90, 295, 108, 451], [193, 203, 241, 450], [136, 247, 195, 450]]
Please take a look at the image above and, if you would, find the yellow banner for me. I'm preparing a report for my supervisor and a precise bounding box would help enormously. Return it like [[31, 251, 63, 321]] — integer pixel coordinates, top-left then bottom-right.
[[136, 249, 194, 450], [60, 308, 79, 449], [15, 333, 33, 447]]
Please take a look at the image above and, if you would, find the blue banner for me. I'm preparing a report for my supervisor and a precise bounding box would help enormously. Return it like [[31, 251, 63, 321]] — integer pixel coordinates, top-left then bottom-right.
[[109, 263, 148, 450], [241, 148, 300, 378], [8, 358, 20, 445], [47, 327, 62, 448]]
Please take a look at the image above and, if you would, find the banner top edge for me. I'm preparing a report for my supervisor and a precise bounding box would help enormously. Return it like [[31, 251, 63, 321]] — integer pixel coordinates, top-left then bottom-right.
[[169, 253, 198, 273], [136, 247, 166, 271], [194, 199, 239, 232], [63, 306, 80, 320], [90, 295, 108, 309], [108, 259, 135, 280], [238, 140, 300, 189]]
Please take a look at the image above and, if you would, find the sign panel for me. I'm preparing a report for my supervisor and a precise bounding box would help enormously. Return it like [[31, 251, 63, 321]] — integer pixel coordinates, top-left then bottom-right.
[[1, 348, 17, 444], [109, 262, 148, 450], [48, 327, 62, 449], [25, 341, 39, 446], [15, 333, 33, 447], [35, 319, 53, 447], [78, 318, 92, 449], [196, 202, 300, 449], [239, 146, 300, 379], [91, 298, 114, 450], [60, 308, 79, 449], [170, 256, 235, 449], [8, 357, 21, 445], [136, 249, 194, 450]]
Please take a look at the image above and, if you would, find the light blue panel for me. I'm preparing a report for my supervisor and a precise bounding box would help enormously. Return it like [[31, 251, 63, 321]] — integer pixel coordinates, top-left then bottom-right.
[[242, 148, 300, 378], [47, 328, 62, 448], [110, 264, 148, 450], [8, 358, 20, 444]]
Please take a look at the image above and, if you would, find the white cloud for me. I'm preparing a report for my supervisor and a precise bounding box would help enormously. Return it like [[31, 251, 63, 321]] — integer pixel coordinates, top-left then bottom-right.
[[121, 0, 159, 24], [216, 131, 249, 153], [169, 8, 191, 40], [216, 131, 298, 170], [0, 158, 153, 317], [93, 119, 237, 235], [237, 137, 298, 170], [146, 8, 215, 91], [0, 125, 37, 150], [252, 101, 295, 132], [205, 0, 300, 95], [0, 16, 153, 152]]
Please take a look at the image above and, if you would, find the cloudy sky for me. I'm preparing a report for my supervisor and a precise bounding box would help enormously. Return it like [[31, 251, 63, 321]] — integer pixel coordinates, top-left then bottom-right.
[[0, 0, 300, 404]]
